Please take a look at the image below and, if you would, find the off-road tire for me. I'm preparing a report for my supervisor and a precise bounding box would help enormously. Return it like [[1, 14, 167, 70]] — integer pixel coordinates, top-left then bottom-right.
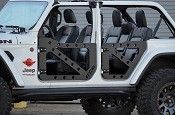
[[0, 77, 12, 115], [136, 68, 175, 115], [81, 97, 134, 115]]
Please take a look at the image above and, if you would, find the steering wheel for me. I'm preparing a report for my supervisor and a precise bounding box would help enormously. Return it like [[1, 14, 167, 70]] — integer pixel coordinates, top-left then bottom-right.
[[43, 25, 55, 39]]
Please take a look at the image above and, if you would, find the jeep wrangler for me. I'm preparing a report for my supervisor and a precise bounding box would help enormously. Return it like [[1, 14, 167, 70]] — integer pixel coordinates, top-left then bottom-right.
[[0, 0, 175, 115]]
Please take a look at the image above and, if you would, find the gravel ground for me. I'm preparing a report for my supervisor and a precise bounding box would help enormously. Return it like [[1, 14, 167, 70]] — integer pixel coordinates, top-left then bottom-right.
[[11, 102, 139, 115]]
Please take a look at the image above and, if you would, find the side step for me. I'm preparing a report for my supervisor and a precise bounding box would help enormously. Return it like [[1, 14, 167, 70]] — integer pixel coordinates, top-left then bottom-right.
[[13, 87, 136, 101]]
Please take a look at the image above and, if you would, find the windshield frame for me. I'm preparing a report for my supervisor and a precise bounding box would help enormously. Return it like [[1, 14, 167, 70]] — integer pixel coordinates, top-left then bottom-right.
[[0, 1, 48, 30]]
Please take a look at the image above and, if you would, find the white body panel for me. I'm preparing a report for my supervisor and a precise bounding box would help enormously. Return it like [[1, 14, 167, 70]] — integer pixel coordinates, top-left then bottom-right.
[[0, 0, 175, 89], [130, 39, 175, 84]]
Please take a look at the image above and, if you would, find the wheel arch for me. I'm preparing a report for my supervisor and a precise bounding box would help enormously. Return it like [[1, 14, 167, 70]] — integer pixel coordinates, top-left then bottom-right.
[[132, 53, 175, 86], [0, 50, 24, 87], [0, 56, 18, 87]]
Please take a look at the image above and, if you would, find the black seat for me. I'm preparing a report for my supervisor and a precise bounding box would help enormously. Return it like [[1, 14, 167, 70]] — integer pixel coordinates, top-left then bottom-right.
[[119, 22, 135, 43], [103, 10, 122, 43], [46, 9, 79, 75], [124, 10, 153, 61], [116, 22, 135, 52], [75, 11, 104, 70], [47, 9, 79, 59], [55, 9, 79, 43], [130, 10, 152, 42], [76, 11, 92, 43], [109, 10, 153, 74], [110, 22, 135, 74], [72, 11, 93, 70], [103, 10, 130, 74]]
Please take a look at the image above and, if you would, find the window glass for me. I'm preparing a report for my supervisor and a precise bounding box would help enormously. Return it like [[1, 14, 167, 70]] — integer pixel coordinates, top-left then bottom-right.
[[0, 1, 47, 29]]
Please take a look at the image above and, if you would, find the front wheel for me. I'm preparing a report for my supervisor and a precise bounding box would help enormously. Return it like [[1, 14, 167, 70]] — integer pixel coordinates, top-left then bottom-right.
[[0, 77, 12, 115], [136, 69, 175, 115], [81, 97, 135, 115]]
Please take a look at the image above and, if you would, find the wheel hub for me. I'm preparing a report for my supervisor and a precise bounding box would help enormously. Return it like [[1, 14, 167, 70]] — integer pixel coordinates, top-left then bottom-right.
[[157, 83, 175, 115], [164, 94, 175, 108]]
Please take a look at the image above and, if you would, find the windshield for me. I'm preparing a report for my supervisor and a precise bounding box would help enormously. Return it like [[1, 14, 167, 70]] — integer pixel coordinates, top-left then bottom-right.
[[0, 1, 47, 30]]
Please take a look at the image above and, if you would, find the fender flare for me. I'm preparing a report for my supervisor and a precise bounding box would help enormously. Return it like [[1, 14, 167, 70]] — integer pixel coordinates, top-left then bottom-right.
[[130, 52, 175, 86], [0, 49, 24, 87]]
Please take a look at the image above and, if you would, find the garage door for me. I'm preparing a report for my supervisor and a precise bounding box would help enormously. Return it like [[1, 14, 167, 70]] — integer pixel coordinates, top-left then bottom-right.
[[0, 0, 7, 10]]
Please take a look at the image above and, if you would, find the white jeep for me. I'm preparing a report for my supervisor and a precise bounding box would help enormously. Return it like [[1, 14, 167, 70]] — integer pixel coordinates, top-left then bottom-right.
[[0, 0, 175, 115]]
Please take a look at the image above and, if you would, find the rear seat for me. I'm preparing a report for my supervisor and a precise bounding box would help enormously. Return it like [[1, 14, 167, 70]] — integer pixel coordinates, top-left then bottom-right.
[[110, 22, 135, 73], [119, 22, 135, 43], [107, 10, 153, 74], [124, 10, 153, 61], [103, 10, 122, 43], [103, 10, 134, 73], [103, 9, 135, 45], [117, 22, 136, 52]]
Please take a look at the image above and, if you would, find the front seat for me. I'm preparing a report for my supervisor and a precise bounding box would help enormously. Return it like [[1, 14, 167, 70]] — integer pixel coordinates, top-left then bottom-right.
[[47, 9, 79, 60], [76, 11, 92, 43], [103, 10, 125, 74], [47, 9, 79, 75], [73, 11, 93, 70], [55, 9, 79, 43], [103, 9, 122, 43]]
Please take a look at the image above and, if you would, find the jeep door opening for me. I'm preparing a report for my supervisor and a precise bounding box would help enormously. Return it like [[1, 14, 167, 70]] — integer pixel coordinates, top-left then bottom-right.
[[0, 0, 175, 115]]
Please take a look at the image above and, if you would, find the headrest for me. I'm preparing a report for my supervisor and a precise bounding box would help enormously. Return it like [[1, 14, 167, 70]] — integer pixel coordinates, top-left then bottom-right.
[[121, 22, 135, 35], [86, 11, 92, 24], [136, 10, 147, 27], [112, 10, 122, 27], [64, 9, 77, 23]]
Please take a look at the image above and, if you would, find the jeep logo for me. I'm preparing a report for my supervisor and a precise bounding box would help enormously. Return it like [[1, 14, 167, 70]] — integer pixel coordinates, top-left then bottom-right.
[[23, 68, 35, 73], [0, 40, 12, 44]]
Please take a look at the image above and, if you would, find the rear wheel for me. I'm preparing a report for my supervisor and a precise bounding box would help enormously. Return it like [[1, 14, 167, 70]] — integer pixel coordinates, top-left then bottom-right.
[[0, 77, 12, 115], [136, 69, 175, 115], [81, 97, 134, 115]]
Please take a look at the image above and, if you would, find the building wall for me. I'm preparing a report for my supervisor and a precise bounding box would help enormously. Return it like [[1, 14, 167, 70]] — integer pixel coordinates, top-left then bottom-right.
[[1, 0, 175, 20], [0, 0, 7, 10]]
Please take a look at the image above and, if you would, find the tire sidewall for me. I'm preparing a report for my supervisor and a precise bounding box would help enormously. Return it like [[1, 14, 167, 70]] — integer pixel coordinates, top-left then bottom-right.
[[0, 78, 11, 115], [151, 75, 175, 115], [137, 69, 175, 115]]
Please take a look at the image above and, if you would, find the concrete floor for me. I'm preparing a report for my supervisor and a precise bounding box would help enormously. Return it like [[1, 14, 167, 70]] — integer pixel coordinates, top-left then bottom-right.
[[11, 102, 139, 115]]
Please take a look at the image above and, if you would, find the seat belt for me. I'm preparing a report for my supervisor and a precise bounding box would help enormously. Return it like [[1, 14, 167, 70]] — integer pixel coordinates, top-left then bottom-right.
[[153, 17, 162, 37]]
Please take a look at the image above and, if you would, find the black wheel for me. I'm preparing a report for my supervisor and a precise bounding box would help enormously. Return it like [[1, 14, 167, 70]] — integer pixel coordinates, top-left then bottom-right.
[[81, 97, 134, 115], [0, 77, 12, 115], [136, 69, 175, 115]]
